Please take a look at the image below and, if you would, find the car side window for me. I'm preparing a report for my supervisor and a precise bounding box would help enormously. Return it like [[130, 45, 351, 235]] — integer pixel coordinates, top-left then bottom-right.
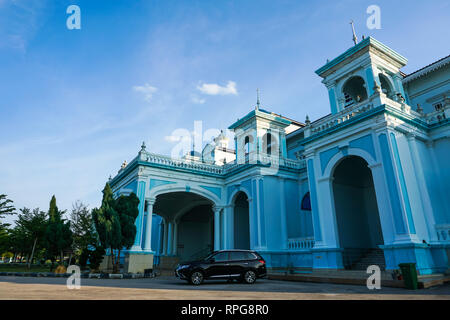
[[212, 252, 229, 262], [230, 252, 246, 261], [244, 252, 257, 260]]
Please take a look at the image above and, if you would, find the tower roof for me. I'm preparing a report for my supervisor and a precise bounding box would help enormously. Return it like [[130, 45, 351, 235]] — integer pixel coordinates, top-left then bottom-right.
[[228, 108, 291, 130], [315, 37, 408, 78]]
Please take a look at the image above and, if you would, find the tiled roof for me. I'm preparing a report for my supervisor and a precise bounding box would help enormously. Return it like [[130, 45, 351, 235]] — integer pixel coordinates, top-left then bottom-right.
[[403, 55, 450, 83]]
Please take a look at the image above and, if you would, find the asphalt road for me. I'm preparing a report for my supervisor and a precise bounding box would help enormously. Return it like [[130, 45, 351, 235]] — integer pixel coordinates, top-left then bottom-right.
[[0, 275, 449, 300]]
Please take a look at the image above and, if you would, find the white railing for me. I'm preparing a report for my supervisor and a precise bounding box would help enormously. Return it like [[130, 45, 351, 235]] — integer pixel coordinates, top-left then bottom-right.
[[140, 151, 224, 174], [287, 237, 315, 250], [424, 108, 448, 125], [308, 99, 376, 137], [304, 92, 442, 138], [116, 150, 306, 177], [436, 225, 450, 243]]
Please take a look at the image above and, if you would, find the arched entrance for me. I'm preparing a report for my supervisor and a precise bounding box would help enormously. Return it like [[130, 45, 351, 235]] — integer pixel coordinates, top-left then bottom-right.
[[332, 156, 385, 270], [233, 192, 250, 250], [177, 204, 214, 261], [153, 192, 216, 262]]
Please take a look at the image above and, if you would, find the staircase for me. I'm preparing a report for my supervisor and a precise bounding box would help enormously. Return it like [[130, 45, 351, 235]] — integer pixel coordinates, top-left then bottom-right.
[[352, 248, 386, 271], [154, 256, 180, 276], [188, 246, 213, 262]]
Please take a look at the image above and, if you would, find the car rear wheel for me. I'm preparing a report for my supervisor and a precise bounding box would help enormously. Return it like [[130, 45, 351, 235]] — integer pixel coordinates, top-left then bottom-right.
[[243, 270, 256, 284], [189, 271, 204, 285]]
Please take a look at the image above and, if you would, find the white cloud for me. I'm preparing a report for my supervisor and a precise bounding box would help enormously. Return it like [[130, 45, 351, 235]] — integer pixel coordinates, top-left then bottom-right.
[[164, 135, 181, 142], [190, 94, 206, 104], [133, 83, 158, 101], [197, 81, 237, 96]]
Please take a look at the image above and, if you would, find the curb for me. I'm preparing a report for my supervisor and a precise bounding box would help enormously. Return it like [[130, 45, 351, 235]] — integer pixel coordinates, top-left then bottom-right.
[[0, 271, 156, 279]]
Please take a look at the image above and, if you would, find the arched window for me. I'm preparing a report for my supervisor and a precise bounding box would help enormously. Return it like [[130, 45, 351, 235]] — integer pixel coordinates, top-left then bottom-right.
[[244, 136, 250, 155], [262, 132, 278, 156], [266, 133, 272, 155], [243, 135, 253, 163], [342, 76, 368, 107], [301, 192, 311, 211], [379, 74, 394, 99]]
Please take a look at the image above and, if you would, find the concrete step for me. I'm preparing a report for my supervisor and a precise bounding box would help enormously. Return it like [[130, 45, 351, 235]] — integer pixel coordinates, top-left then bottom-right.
[[154, 256, 180, 275], [268, 271, 404, 288], [268, 270, 450, 289]]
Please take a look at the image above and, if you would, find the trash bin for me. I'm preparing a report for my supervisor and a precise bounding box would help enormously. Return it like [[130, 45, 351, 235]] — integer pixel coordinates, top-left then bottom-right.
[[398, 263, 418, 290]]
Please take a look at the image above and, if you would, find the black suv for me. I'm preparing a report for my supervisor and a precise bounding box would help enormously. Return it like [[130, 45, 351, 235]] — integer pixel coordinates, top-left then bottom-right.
[[175, 250, 267, 285]]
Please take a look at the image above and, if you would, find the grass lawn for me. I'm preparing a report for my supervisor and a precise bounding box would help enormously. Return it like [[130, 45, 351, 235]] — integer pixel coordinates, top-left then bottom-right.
[[0, 264, 52, 273]]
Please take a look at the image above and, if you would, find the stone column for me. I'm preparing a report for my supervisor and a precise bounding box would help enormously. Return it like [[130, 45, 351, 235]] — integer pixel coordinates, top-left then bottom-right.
[[223, 205, 234, 250], [162, 220, 168, 256], [407, 134, 437, 242], [213, 206, 222, 251], [255, 177, 262, 248], [157, 221, 164, 255], [278, 177, 288, 249], [172, 221, 178, 256], [167, 221, 173, 256], [144, 198, 155, 252], [130, 178, 147, 252]]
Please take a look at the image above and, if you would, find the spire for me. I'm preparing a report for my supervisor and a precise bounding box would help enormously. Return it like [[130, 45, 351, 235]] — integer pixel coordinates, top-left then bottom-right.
[[256, 88, 261, 110], [350, 20, 358, 46]]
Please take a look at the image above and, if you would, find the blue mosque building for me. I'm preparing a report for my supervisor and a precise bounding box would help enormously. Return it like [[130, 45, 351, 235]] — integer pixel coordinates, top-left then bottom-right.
[[108, 37, 450, 276]]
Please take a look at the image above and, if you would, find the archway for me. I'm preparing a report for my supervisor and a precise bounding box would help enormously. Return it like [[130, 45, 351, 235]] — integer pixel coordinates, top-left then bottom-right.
[[332, 156, 385, 270], [233, 192, 250, 250], [342, 76, 368, 107], [153, 191, 216, 262], [379, 74, 394, 99]]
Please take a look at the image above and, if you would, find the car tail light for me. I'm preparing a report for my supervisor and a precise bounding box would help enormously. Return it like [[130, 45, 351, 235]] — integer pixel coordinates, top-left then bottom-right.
[[259, 260, 265, 264]]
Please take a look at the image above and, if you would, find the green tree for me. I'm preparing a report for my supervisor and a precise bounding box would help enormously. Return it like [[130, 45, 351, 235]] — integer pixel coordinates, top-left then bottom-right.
[[11, 208, 48, 268], [70, 200, 105, 270], [0, 194, 16, 231], [70, 201, 96, 256], [44, 196, 73, 270], [0, 194, 16, 219], [93, 184, 140, 273], [92, 184, 122, 272], [113, 193, 140, 271], [0, 224, 11, 258]]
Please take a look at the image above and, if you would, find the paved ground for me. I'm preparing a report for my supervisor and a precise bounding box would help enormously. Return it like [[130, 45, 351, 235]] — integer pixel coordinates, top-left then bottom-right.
[[0, 276, 449, 300]]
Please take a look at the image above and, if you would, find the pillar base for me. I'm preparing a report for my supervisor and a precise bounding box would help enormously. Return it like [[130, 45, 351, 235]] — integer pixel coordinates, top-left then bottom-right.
[[129, 245, 143, 252], [312, 247, 344, 270], [98, 255, 114, 273], [380, 243, 448, 275], [124, 252, 154, 274]]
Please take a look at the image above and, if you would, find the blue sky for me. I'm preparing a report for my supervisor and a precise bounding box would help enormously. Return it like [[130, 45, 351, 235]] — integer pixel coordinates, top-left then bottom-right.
[[0, 0, 449, 220]]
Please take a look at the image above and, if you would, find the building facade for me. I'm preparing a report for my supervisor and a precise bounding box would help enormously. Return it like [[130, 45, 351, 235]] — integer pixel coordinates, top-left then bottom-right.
[[109, 37, 450, 275]]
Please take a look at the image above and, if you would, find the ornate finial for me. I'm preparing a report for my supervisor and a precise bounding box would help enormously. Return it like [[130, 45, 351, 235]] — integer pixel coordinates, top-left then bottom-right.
[[141, 141, 146, 151], [350, 20, 358, 45], [108, 175, 112, 181], [121, 160, 128, 169], [305, 115, 311, 126], [256, 88, 261, 110]]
